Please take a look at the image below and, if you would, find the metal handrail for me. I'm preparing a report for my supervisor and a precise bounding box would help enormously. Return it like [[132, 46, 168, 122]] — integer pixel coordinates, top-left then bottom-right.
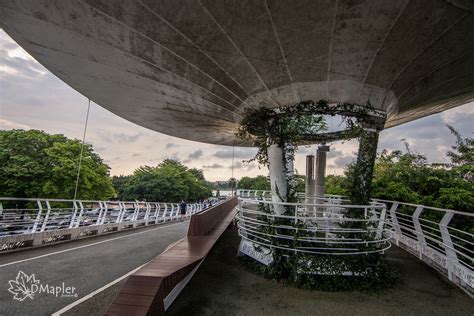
[[236, 190, 473, 294], [237, 198, 390, 256], [0, 197, 220, 251]]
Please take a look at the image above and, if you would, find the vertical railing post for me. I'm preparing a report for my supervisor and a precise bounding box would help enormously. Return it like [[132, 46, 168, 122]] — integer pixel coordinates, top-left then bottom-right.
[[121, 202, 128, 223], [376, 205, 386, 239], [144, 202, 151, 225], [116, 202, 124, 223], [153, 203, 160, 224], [70, 200, 78, 228], [174, 204, 179, 220], [32, 199, 43, 233], [133, 202, 139, 221], [412, 206, 426, 259], [162, 204, 168, 221], [388, 202, 401, 245], [168, 204, 173, 221], [439, 212, 458, 281], [40, 200, 52, 232], [75, 201, 84, 228], [101, 202, 108, 225], [96, 202, 104, 225]]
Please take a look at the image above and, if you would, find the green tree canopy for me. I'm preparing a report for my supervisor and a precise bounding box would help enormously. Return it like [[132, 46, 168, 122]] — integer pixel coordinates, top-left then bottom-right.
[[446, 124, 473, 181], [341, 125, 473, 212], [0, 129, 115, 200], [113, 159, 212, 202], [234, 126, 473, 213], [237, 175, 271, 191]]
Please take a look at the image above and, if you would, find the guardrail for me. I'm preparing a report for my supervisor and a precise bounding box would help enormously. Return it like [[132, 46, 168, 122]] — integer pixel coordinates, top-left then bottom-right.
[[0, 197, 217, 252], [237, 189, 346, 204], [236, 190, 473, 295], [237, 198, 390, 256], [373, 198, 473, 295]]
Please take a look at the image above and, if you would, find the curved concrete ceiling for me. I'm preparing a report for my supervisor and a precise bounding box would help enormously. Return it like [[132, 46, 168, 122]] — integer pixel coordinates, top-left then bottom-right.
[[1, 0, 473, 146]]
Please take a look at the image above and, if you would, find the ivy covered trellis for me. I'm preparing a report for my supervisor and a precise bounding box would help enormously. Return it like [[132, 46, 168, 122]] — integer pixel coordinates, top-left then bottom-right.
[[237, 99, 386, 205], [236, 99, 398, 291]]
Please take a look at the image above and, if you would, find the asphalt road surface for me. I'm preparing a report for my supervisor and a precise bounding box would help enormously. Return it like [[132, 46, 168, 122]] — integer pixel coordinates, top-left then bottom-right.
[[0, 221, 189, 316]]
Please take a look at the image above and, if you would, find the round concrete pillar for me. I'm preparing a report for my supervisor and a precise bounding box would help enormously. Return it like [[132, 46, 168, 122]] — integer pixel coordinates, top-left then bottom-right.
[[315, 145, 330, 200], [305, 155, 316, 214], [268, 143, 287, 214]]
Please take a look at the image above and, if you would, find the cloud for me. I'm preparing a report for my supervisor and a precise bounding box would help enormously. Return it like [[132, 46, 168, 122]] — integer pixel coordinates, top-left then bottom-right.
[[333, 156, 355, 168], [327, 149, 344, 159], [203, 163, 224, 169], [114, 132, 143, 143], [378, 109, 474, 163], [188, 149, 203, 159], [0, 118, 31, 130], [229, 161, 257, 171], [213, 147, 257, 159], [166, 142, 179, 149]]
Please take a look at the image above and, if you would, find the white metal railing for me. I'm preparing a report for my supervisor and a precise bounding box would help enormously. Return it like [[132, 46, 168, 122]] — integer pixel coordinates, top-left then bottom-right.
[[236, 190, 473, 295], [237, 198, 390, 256], [373, 198, 473, 294], [0, 197, 219, 252], [237, 189, 346, 204]]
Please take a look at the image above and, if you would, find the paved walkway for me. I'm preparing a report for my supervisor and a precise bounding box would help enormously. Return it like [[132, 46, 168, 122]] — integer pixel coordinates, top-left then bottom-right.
[[169, 225, 473, 316], [0, 221, 189, 316]]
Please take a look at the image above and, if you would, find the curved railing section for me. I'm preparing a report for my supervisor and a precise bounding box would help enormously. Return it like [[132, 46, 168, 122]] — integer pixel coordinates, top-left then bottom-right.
[[237, 198, 390, 256], [0, 197, 217, 252], [237, 190, 473, 295], [374, 198, 473, 295]]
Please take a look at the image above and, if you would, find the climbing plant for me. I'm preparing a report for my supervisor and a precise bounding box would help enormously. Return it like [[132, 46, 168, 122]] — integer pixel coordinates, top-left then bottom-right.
[[237, 99, 385, 204], [237, 99, 385, 167], [236, 100, 397, 291]]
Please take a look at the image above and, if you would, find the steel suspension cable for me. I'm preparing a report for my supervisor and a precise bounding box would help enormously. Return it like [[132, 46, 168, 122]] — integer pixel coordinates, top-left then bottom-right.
[[73, 99, 91, 200], [231, 146, 235, 196]]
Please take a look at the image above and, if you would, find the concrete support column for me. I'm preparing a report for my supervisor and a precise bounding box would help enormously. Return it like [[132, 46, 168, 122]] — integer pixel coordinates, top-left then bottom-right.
[[285, 144, 296, 203], [351, 129, 379, 205], [315, 145, 330, 200], [305, 155, 316, 214], [268, 143, 287, 215]]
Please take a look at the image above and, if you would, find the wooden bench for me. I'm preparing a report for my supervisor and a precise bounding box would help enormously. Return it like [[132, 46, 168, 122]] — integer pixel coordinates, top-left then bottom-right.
[[105, 197, 238, 315]]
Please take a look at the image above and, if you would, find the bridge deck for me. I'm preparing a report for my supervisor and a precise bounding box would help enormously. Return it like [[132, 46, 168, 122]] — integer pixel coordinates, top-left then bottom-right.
[[168, 225, 474, 316], [0, 221, 189, 316]]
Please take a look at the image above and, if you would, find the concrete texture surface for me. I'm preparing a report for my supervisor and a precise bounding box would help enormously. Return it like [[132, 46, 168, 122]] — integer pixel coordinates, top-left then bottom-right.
[[1, 0, 473, 145], [0, 220, 189, 316], [168, 224, 474, 316]]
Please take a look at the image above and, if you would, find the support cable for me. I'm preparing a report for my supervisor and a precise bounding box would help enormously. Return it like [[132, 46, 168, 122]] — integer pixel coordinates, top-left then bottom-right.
[[231, 146, 235, 196], [73, 99, 91, 200]]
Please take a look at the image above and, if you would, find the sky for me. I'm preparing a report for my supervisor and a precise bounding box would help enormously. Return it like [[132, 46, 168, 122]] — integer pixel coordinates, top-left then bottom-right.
[[0, 29, 473, 182]]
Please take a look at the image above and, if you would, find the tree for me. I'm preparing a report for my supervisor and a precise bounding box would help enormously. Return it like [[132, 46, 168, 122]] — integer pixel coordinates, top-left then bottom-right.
[[0, 129, 115, 200], [237, 176, 271, 190], [325, 175, 348, 196], [113, 159, 212, 202], [111, 175, 132, 198], [341, 132, 473, 213], [446, 124, 473, 181]]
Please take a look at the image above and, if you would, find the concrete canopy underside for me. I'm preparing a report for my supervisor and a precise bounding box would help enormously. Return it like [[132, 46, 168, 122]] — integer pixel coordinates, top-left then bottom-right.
[[1, 0, 473, 146]]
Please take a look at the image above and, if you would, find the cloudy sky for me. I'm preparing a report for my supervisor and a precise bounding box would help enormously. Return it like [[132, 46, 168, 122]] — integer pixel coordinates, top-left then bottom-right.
[[0, 29, 472, 182]]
